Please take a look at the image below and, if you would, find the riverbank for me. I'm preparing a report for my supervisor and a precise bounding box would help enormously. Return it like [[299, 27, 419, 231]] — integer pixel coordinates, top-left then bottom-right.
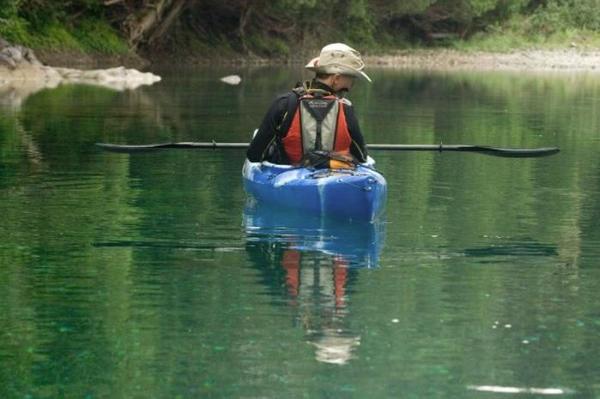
[[34, 49, 148, 70], [42, 48, 600, 73], [4, 45, 600, 78], [139, 47, 600, 73], [365, 49, 600, 72]]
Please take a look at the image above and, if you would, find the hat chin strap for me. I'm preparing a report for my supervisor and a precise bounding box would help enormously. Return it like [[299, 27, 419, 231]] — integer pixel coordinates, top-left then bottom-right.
[[335, 88, 348, 97]]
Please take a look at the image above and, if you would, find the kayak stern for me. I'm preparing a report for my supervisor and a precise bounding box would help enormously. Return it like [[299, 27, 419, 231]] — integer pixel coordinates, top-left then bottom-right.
[[243, 159, 387, 222]]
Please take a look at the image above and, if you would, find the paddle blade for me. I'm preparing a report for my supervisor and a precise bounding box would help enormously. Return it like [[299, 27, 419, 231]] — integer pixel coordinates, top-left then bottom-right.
[[96, 142, 249, 152], [456, 146, 560, 158], [96, 142, 170, 152], [367, 144, 560, 158]]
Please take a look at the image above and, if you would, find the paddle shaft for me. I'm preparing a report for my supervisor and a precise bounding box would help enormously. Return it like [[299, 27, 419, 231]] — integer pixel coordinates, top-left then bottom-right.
[[96, 142, 560, 158]]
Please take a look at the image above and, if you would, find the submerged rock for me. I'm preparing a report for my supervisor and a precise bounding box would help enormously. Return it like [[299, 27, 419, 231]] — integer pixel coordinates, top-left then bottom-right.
[[220, 74, 242, 85]]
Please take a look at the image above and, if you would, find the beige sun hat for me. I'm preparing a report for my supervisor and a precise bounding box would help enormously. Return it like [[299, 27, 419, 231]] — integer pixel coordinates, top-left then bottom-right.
[[305, 43, 372, 83]]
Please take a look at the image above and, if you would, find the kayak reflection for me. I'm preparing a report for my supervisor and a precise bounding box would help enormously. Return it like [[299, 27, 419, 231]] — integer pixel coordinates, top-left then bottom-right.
[[244, 202, 385, 365], [243, 201, 385, 268]]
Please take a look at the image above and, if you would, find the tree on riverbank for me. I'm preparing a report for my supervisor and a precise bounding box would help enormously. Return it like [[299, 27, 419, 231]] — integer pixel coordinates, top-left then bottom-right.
[[1, 0, 600, 59]]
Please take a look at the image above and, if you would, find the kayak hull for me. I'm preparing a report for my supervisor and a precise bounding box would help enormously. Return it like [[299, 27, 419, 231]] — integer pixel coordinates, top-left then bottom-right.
[[242, 159, 387, 222]]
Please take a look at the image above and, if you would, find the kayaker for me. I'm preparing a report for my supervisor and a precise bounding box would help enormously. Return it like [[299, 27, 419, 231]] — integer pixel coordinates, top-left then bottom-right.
[[246, 43, 371, 165]]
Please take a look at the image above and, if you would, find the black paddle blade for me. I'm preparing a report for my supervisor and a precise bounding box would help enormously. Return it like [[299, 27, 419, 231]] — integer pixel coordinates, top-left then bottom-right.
[[96, 142, 172, 152], [96, 142, 249, 152], [453, 145, 560, 158], [366, 144, 560, 158]]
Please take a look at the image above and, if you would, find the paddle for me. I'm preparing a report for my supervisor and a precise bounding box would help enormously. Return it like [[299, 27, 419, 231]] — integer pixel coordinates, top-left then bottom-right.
[[96, 142, 248, 152], [96, 141, 559, 158], [367, 144, 560, 158]]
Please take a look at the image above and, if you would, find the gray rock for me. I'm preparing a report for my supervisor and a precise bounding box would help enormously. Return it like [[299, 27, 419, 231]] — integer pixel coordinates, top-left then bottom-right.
[[21, 46, 41, 65], [2, 47, 23, 64], [0, 42, 41, 66], [0, 53, 17, 69]]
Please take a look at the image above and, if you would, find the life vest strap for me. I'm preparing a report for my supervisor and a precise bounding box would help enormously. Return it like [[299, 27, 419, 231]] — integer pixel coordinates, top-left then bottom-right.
[[301, 98, 336, 151]]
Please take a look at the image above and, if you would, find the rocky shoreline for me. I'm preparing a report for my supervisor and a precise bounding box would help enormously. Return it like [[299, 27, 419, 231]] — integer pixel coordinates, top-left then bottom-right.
[[0, 39, 161, 109], [3, 40, 600, 89]]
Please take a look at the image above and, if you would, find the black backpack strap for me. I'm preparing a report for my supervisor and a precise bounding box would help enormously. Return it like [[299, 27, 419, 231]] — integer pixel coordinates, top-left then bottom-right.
[[264, 90, 301, 164], [277, 90, 301, 136]]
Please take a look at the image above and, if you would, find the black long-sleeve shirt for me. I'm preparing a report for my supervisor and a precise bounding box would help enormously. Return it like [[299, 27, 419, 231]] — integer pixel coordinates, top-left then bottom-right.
[[246, 81, 368, 163]]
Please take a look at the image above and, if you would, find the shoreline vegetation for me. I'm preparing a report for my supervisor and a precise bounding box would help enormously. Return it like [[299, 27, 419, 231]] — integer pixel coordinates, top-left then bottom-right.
[[3, 0, 600, 77]]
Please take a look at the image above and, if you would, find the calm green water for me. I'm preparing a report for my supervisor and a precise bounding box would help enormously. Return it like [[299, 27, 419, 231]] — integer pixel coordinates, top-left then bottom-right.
[[2, 66, 600, 398]]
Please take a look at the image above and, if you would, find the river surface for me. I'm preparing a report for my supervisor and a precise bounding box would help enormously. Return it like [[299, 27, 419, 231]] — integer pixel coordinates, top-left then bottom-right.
[[2, 66, 600, 398]]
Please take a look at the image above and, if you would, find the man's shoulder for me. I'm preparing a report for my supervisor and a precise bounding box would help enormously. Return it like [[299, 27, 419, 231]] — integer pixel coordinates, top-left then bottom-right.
[[273, 90, 299, 103], [265, 91, 296, 114]]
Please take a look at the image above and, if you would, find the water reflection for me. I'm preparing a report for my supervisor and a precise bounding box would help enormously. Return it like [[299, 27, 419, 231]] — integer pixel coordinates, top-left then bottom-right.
[[464, 240, 558, 259], [244, 202, 385, 268], [4, 66, 600, 396], [0, 67, 159, 111], [244, 202, 385, 364]]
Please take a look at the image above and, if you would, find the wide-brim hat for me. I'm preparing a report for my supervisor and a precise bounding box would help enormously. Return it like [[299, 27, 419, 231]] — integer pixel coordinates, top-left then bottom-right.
[[305, 43, 372, 83]]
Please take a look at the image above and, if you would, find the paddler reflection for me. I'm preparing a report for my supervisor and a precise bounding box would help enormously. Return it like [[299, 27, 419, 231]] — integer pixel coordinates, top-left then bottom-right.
[[244, 202, 384, 365]]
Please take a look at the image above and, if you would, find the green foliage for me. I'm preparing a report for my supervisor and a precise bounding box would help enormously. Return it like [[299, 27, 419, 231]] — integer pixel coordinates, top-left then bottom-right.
[[71, 19, 128, 54], [0, 0, 124, 52], [247, 34, 290, 57], [0, 19, 128, 53], [3, 0, 600, 56], [15, 0, 103, 28], [32, 24, 83, 50], [528, 0, 600, 33], [343, 0, 376, 45], [0, 17, 33, 45], [373, 0, 435, 16], [468, 0, 500, 15], [568, 0, 600, 30], [452, 0, 600, 51], [0, 0, 21, 19], [454, 24, 531, 51]]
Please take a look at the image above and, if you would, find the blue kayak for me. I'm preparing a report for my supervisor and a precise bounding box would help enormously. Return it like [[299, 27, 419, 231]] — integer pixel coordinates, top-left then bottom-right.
[[242, 157, 387, 222]]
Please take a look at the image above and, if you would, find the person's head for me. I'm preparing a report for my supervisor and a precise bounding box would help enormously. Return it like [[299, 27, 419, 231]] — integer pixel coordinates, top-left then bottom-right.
[[305, 43, 371, 93]]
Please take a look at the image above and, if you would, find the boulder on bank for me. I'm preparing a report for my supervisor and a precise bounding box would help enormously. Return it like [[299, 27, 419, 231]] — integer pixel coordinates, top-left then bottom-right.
[[0, 38, 42, 69], [53, 66, 161, 90]]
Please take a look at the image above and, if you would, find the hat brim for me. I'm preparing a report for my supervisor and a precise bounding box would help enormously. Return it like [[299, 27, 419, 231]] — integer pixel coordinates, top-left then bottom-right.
[[357, 70, 372, 83], [305, 57, 372, 83]]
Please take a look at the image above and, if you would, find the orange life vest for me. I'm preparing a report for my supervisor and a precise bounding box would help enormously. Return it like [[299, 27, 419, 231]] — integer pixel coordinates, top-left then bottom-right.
[[282, 92, 352, 164]]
